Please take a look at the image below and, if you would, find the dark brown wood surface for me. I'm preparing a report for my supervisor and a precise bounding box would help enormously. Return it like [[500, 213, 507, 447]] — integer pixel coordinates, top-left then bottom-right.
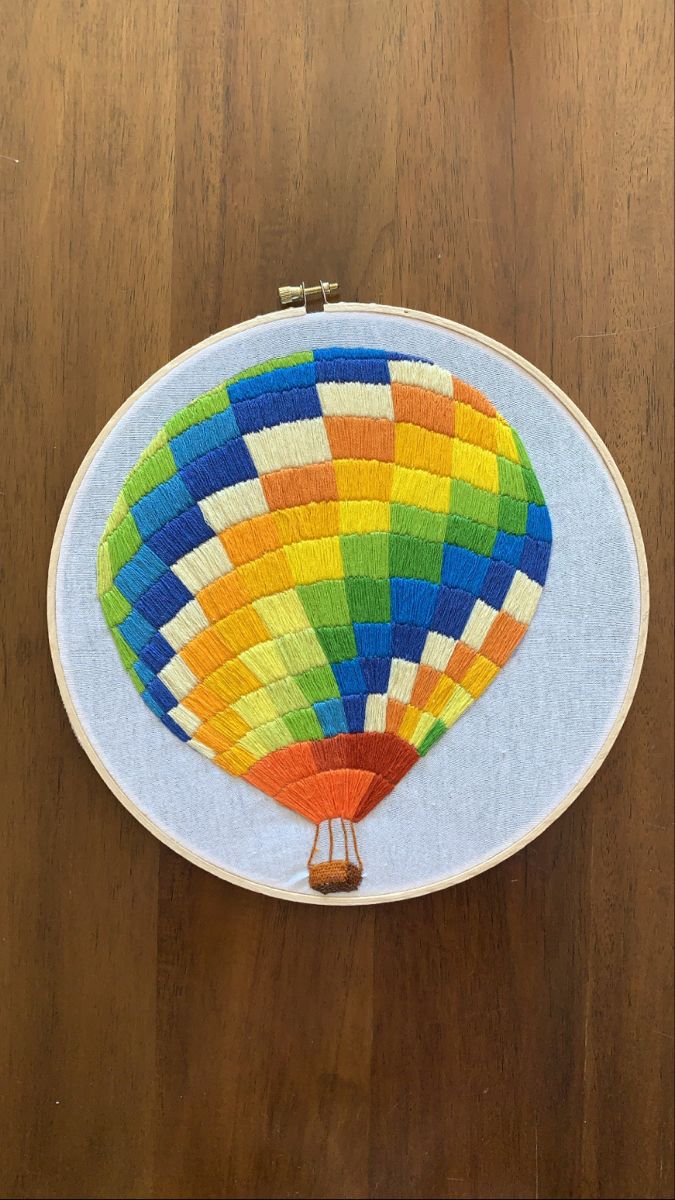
[[1, 2, 672, 1197]]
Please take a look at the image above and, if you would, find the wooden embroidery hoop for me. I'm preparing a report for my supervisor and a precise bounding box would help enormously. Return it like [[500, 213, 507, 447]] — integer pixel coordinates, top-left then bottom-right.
[[47, 301, 649, 905]]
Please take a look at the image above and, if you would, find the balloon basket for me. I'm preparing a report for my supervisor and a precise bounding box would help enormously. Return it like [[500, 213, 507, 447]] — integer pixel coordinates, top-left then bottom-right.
[[308, 818, 363, 894]]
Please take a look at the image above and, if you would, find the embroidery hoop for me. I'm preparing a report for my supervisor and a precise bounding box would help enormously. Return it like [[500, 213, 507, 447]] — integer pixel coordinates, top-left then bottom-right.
[[47, 302, 649, 905]]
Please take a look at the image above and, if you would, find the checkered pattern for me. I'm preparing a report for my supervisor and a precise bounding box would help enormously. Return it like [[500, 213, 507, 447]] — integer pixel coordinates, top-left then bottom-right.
[[98, 347, 551, 832]]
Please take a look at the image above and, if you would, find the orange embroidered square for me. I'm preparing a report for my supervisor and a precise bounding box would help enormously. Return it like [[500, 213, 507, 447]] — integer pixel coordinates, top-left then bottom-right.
[[245, 741, 317, 796], [237, 549, 294, 600], [325, 416, 395, 461], [262, 462, 338, 510], [394, 422, 453, 476], [180, 625, 232, 677], [207, 658, 261, 704], [220, 512, 281, 565], [391, 383, 455, 437], [215, 746, 257, 776], [398, 705, 423, 741], [209, 707, 251, 741], [410, 664, 441, 708], [274, 501, 339, 542], [481, 611, 527, 666], [452, 378, 496, 417], [199, 572, 249, 621], [192, 720, 237, 754], [334, 459, 393, 501], [445, 642, 477, 682], [385, 698, 406, 734], [216, 605, 269, 654], [426, 675, 456, 717], [454, 403, 497, 452], [462, 654, 500, 698], [182, 680, 226, 719]]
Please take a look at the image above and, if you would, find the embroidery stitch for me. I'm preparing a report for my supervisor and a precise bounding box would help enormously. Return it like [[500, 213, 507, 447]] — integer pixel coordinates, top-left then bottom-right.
[[98, 348, 552, 893]]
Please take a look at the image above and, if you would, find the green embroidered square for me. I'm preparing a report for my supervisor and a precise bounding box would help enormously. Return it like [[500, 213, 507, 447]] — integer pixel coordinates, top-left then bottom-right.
[[102, 492, 129, 539], [445, 514, 497, 556], [498, 495, 528, 536], [316, 625, 358, 663], [96, 541, 113, 594], [340, 533, 389, 578], [417, 719, 447, 755], [450, 479, 499, 528], [512, 429, 533, 469], [111, 627, 137, 670], [389, 535, 443, 583], [107, 512, 142, 576], [228, 351, 314, 384], [123, 445, 177, 507], [298, 580, 350, 626], [391, 504, 447, 542], [522, 467, 546, 506], [345, 577, 391, 622], [242, 718, 292, 756], [295, 665, 341, 704], [99, 585, 132, 628], [497, 457, 528, 502], [164, 383, 231, 438], [264, 677, 308, 714], [284, 706, 324, 741], [138, 428, 168, 462], [128, 667, 145, 695], [101, 585, 129, 629], [276, 629, 327, 673]]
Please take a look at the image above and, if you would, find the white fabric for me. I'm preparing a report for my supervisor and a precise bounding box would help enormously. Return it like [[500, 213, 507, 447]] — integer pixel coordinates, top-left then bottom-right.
[[54, 312, 642, 900]]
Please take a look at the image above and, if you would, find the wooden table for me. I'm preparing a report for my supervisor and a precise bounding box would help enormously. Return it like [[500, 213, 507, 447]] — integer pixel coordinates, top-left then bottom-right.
[[2, 3, 672, 1197]]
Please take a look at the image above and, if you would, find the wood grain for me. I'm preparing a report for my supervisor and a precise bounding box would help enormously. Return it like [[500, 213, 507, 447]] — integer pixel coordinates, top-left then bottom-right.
[[1, 1, 672, 1197]]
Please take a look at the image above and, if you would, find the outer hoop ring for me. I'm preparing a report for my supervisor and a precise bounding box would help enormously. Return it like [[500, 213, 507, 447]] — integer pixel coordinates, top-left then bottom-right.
[[47, 302, 650, 905]]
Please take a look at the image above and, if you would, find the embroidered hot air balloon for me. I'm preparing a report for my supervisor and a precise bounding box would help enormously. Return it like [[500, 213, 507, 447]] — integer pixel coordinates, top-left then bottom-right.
[[97, 348, 551, 893]]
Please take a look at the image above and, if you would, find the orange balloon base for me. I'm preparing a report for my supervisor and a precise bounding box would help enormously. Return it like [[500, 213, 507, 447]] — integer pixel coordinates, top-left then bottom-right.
[[244, 733, 419, 823]]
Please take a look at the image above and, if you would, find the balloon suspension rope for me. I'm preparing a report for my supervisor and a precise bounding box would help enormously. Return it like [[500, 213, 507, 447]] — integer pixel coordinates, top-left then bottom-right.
[[307, 818, 363, 894]]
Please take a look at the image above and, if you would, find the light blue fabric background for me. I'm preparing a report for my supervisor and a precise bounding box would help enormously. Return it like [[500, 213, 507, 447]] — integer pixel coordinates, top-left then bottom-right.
[[55, 312, 642, 899]]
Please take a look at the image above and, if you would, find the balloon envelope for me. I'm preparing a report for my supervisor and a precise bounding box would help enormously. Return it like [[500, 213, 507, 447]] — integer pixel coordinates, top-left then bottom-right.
[[97, 348, 551, 890]]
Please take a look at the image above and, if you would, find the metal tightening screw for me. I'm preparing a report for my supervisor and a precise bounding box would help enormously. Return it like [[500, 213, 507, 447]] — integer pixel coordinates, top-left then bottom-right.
[[278, 281, 339, 307]]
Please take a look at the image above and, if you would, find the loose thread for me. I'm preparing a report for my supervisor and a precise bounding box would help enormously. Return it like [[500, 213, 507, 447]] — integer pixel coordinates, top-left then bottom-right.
[[350, 821, 363, 871], [307, 822, 321, 868]]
